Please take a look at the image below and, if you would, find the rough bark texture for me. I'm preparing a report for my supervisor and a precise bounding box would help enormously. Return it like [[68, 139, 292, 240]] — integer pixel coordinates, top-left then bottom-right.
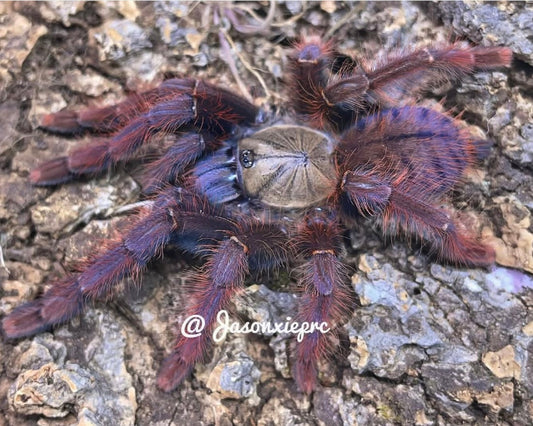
[[0, 1, 532, 425]]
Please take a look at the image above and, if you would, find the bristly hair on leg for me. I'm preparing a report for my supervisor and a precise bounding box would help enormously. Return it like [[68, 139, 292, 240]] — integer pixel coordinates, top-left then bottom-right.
[[157, 219, 289, 391], [292, 213, 353, 393]]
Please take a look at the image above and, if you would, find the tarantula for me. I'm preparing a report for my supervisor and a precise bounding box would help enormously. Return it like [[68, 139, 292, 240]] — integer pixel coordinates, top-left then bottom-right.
[[2, 37, 511, 393]]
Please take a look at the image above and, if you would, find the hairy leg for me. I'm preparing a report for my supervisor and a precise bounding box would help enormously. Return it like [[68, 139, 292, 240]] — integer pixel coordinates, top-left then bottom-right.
[[157, 220, 289, 391], [382, 188, 495, 267], [40, 84, 176, 134], [337, 106, 494, 267], [141, 133, 219, 194], [340, 170, 494, 267], [1, 187, 229, 338], [348, 43, 512, 107], [292, 213, 352, 393], [40, 79, 208, 134], [289, 38, 511, 130], [31, 80, 259, 185]]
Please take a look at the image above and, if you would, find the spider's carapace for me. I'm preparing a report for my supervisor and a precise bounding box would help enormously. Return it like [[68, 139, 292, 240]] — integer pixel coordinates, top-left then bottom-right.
[[237, 125, 337, 209]]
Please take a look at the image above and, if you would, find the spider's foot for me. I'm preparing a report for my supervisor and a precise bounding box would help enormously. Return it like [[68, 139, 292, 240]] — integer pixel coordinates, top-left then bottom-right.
[[30, 157, 73, 185], [293, 359, 318, 394], [2, 301, 51, 339], [157, 352, 194, 392], [41, 111, 83, 134]]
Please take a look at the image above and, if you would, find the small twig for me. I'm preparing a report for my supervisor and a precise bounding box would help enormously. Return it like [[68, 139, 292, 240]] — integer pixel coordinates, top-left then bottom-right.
[[269, 11, 305, 28], [60, 199, 152, 237], [0, 242, 10, 275], [224, 0, 277, 35], [107, 200, 155, 216], [324, 4, 365, 40], [227, 1, 304, 31], [218, 29, 254, 102], [220, 28, 277, 102]]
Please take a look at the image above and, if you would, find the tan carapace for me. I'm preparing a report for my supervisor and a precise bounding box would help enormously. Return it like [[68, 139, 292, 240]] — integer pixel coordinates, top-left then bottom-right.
[[237, 125, 337, 209]]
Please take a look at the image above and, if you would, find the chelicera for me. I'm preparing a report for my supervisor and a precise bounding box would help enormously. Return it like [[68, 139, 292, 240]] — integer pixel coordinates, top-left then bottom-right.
[[2, 37, 512, 393]]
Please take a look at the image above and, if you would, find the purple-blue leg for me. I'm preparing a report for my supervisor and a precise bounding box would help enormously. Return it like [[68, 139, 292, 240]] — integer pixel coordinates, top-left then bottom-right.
[[157, 220, 290, 391], [293, 213, 352, 393], [31, 80, 259, 185], [1, 187, 229, 338], [337, 107, 495, 267]]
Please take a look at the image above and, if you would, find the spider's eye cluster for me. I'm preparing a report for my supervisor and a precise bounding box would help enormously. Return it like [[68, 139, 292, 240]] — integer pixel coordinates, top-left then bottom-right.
[[237, 125, 337, 209], [239, 149, 255, 168]]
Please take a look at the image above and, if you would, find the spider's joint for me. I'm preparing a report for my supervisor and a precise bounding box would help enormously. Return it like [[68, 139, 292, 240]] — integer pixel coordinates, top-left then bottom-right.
[[340, 170, 351, 190], [191, 98, 198, 118], [297, 58, 318, 65], [193, 79, 201, 95], [229, 235, 249, 254], [423, 48, 435, 63], [191, 80, 201, 118], [167, 208, 179, 228], [320, 90, 335, 107], [312, 249, 336, 256], [198, 134, 206, 151]]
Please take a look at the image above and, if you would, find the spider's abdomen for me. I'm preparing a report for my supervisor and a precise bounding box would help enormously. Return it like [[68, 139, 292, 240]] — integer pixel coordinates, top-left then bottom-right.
[[237, 125, 337, 209], [338, 107, 479, 199]]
